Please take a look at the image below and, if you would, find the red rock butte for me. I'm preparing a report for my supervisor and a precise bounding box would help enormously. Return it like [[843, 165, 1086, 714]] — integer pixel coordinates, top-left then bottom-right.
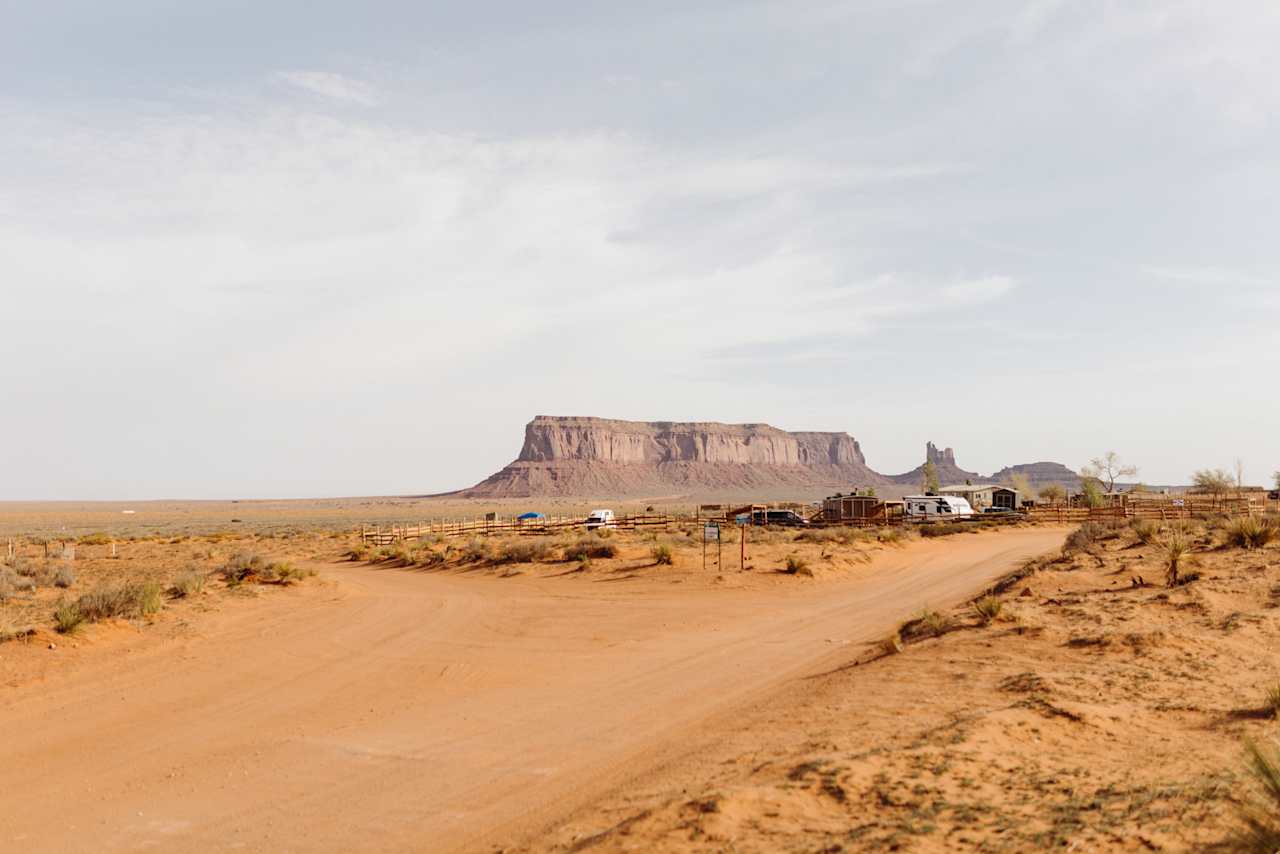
[[453, 416, 1080, 499]]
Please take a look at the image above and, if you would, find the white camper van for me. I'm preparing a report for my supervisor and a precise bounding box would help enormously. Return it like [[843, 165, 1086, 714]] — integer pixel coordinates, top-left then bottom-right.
[[903, 495, 975, 519], [585, 509, 616, 530]]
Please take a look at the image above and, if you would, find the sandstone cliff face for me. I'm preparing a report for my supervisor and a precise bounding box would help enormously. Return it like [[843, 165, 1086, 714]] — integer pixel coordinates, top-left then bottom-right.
[[516, 417, 869, 467], [456, 417, 1081, 499], [460, 416, 883, 498]]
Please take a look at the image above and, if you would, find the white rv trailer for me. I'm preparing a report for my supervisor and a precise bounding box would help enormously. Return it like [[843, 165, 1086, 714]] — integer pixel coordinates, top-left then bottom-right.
[[902, 495, 975, 519]]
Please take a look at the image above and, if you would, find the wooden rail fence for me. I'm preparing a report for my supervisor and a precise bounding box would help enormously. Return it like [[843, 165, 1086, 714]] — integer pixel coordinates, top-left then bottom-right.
[[360, 514, 675, 545]]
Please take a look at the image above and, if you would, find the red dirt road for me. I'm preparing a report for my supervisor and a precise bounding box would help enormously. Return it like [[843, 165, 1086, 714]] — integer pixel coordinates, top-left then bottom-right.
[[0, 528, 1063, 853]]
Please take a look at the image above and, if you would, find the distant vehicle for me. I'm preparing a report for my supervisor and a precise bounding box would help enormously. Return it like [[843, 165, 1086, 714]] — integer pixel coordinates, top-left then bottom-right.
[[1270, 490, 1280, 501], [750, 509, 810, 527], [903, 495, 974, 518], [585, 509, 616, 530], [983, 505, 1017, 514]]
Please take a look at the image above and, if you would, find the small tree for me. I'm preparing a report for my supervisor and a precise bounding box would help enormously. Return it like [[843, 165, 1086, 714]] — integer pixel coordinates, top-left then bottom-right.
[[1192, 468, 1235, 505], [1273, 470, 1280, 491], [1081, 451, 1138, 494], [1039, 483, 1067, 506], [1081, 477, 1106, 508], [922, 460, 940, 493], [1005, 472, 1033, 500]]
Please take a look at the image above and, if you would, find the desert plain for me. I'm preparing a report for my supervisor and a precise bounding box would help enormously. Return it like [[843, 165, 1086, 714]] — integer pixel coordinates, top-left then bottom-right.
[[2, 499, 1279, 853]]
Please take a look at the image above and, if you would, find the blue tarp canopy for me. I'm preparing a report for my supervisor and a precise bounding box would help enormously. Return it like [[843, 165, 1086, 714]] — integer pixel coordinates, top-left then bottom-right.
[[517, 512, 545, 520]]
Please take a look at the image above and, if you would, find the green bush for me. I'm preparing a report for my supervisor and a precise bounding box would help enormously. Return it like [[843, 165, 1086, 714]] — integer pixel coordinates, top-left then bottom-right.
[[651, 543, 674, 565]]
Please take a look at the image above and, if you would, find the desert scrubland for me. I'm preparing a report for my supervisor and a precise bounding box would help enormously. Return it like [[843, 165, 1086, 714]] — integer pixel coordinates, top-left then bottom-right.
[[1, 503, 1278, 853]]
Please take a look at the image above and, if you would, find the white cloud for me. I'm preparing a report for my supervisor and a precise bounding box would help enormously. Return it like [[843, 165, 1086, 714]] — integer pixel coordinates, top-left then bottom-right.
[[274, 70, 379, 106]]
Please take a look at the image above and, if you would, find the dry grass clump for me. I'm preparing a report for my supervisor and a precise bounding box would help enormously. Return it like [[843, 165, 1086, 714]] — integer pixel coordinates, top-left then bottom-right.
[[460, 537, 493, 563], [1063, 522, 1106, 554], [498, 539, 553, 564], [1265, 684, 1280, 720], [783, 555, 811, 575], [920, 523, 968, 538], [922, 609, 951, 637], [170, 569, 206, 598], [1225, 517, 1279, 551], [346, 545, 371, 562], [220, 552, 264, 586], [52, 563, 75, 588], [257, 561, 315, 585], [1131, 519, 1160, 545], [973, 595, 1003, 625], [77, 532, 113, 546], [56, 581, 165, 633], [564, 537, 618, 562], [651, 543, 674, 565], [1230, 739, 1280, 853], [876, 528, 906, 544], [795, 527, 864, 546]]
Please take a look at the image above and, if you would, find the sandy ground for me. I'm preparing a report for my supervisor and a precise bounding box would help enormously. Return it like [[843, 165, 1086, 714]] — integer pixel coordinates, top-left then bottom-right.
[[0, 526, 1061, 853], [530, 520, 1280, 852]]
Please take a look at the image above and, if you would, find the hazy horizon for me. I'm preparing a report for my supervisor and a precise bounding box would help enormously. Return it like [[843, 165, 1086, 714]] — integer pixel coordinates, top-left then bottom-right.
[[4, 2, 1278, 500]]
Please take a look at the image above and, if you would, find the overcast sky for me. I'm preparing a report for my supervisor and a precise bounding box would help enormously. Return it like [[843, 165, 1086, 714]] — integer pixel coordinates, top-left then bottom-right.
[[3, 1, 1278, 499]]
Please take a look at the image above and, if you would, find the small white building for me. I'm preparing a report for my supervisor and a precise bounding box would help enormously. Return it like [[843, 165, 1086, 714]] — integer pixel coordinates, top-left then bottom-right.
[[938, 484, 1020, 511]]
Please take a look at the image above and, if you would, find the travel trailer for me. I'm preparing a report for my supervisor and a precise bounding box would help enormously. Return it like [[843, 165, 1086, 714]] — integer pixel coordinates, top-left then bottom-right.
[[902, 495, 975, 518], [585, 509, 616, 530]]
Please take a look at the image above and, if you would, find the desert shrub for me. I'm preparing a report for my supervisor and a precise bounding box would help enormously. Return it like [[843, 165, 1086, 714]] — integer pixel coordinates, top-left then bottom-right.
[[1063, 523, 1106, 554], [973, 596, 1003, 625], [461, 537, 493, 563], [1131, 519, 1159, 545], [920, 523, 967, 538], [170, 569, 206, 598], [499, 539, 552, 564], [796, 527, 863, 546], [10, 575, 35, 593], [53, 564, 76, 589], [651, 543, 674, 565], [1165, 535, 1191, 587], [1231, 738, 1280, 853], [258, 562, 315, 585], [783, 555, 810, 575], [1226, 517, 1279, 551], [72, 581, 163, 623], [922, 609, 950, 637], [221, 552, 263, 585], [876, 528, 904, 544], [54, 601, 85, 634], [11, 557, 37, 578], [77, 532, 113, 546], [346, 545, 371, 562], [563, 537, 617, 562], [413, 547, 445, 566]]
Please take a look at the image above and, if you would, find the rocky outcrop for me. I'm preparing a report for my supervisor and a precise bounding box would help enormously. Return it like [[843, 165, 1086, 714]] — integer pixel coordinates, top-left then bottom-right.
[[889, 441, 982, 488], [454, 417, 1081, 499], [457, 416, 888, 498]]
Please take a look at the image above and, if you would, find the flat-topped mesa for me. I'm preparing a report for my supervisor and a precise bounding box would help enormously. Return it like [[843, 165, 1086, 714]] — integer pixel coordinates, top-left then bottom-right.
[[459, 416, 881, 498], [516, 416, 868, 467]]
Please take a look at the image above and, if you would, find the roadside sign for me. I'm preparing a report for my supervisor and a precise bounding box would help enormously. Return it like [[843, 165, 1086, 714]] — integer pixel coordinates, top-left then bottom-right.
[[704, 523, 720, 542]]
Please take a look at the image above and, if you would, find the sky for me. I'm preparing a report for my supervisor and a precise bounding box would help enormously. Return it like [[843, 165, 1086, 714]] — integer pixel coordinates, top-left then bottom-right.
[[2, 0, 1278, 499]]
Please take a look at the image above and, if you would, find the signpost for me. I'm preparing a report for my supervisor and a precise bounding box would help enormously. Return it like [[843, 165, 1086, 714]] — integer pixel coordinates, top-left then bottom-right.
[[702, 521, 721, 572]]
